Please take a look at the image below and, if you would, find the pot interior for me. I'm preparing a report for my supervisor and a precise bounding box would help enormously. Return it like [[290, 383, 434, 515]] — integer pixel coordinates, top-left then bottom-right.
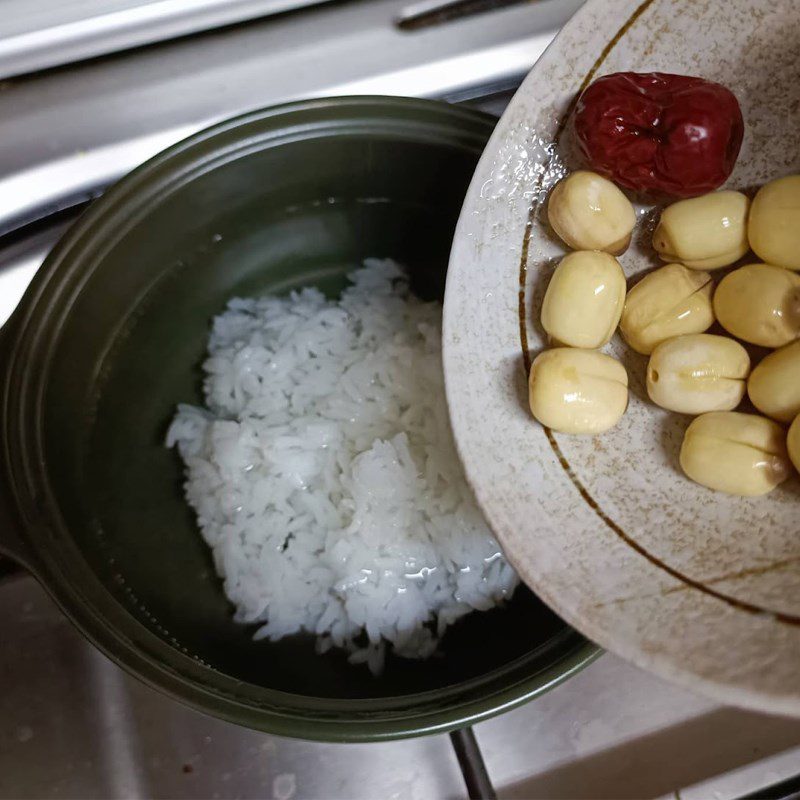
[[30, 102, 587, 717]]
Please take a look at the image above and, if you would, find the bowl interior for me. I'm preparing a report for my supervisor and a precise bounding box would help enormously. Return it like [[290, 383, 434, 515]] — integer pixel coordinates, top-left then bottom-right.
[[35, 104, 584, 705]]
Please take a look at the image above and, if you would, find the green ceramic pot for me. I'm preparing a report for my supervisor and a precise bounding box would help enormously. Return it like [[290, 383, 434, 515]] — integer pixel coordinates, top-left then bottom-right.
[[0, 96, 598, 741]]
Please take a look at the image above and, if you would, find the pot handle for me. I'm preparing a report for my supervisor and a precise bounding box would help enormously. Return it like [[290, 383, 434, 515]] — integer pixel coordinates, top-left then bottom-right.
[[0, 318, 38, 572], [0, 484, 36, 571]]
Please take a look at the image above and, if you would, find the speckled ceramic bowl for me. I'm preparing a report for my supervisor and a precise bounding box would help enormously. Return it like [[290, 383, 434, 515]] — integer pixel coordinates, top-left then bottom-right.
[[444, 0, 800, 715]]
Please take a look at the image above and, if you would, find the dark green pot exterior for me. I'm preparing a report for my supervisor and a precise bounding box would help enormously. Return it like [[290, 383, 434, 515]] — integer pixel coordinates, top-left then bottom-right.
[[0, 96, 599, 742]]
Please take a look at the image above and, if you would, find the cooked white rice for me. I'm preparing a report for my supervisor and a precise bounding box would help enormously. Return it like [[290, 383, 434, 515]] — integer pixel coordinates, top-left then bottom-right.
[[166, 258, 518, 673]]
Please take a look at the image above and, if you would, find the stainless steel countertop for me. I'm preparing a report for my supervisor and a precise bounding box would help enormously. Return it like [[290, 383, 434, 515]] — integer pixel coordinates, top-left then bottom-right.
[[3, 574, 800, 799], [2, 2, 800, 797], [0, 0, 581, 235], [0, 0, 341, 79]]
